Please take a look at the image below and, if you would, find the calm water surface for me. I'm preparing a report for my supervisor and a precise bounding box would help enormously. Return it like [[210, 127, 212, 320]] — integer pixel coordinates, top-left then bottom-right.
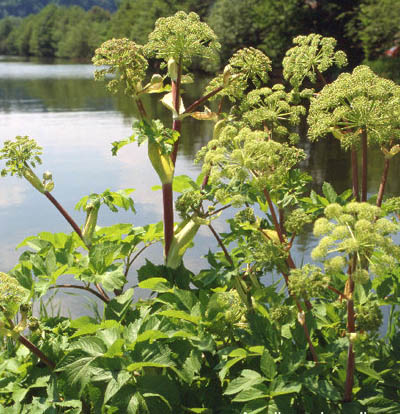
[[0, 58, 399, 317]]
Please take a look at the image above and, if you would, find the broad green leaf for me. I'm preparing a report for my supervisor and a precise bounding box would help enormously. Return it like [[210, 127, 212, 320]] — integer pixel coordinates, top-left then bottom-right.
[[322, 182, 338, 203], [260, 349, 276, 380], [104, 370, 131, 405], [158, 310, 200, 324], [138, 277, 171, 292], [355, 363, 382, 380], [232, 383, 269, 402], [172, 175, 199, 192], [224, 371, 264, 395]]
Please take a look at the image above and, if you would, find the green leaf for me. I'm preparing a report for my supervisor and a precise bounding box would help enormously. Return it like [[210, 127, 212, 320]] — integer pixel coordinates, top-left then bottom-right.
[[270, 381, 301, 397], [105, 288, 135, 322], [355, 363, 382, 381], [138, 277, 171, 292], [260, 349, 276, 380], [158, 310, 200, 324], [104, 370, 132, 405], [172, 175, 199, 193], [322, 182, 338, 203], [232, 383, 269, 402], [93, 263, 126, 292], [224, 371, 264, 395]]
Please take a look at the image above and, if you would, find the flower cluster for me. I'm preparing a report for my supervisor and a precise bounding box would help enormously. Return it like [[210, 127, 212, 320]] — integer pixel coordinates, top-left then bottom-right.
[[355, 302, 383, 332], [0, 136, 42, 178], [197, 124, 306, 205], [205, 47, 271, 102], [308, 65, 400, 149], [93, 38, 148, 97], [283, 33, 347, 90], [312, 202, 400, 280], [145, 11, 220, 68], [241, 85, 305, 142], [288, 264, 330, 300], [0, 272, 29, 319]]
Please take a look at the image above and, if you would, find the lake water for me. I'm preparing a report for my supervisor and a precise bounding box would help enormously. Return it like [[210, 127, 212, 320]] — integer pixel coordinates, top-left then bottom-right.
[[0, 57, 399, 317]]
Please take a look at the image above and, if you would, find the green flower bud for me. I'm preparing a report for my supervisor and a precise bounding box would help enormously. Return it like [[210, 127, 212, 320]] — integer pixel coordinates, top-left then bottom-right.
[[324, 255, 346, 273], [82, 202, 100, 247], [352, 268, 369, 284], [324, 203, 343, 219], [167, 58, 179, 81], [313, 217, 332, 237], [23, 167, 45, 193], [42, 171, 52, 180], [356, 302, 382, 332]]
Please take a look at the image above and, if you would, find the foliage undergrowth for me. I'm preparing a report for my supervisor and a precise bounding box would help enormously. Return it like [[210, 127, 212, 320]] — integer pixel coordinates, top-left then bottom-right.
[[1, 12, 400, 414]]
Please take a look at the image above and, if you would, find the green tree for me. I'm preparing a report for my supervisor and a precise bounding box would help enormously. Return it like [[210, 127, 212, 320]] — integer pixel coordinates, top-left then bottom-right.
[[207, 0, 309, 65]]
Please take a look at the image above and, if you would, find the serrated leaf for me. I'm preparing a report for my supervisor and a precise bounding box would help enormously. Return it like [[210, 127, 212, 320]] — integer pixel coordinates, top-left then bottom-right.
[[158, 310, 200, 324], [260, 349, 276, 380], [138, 277, 171, 292], [104, 370, 132, 405], [322, 182, 338, 203], [172, 175, 199, 192]]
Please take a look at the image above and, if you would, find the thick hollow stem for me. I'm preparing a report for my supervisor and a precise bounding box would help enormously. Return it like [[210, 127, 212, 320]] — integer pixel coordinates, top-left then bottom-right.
[[351, 148, 359, 201], [376, 158, 390, 207], [44, 191, 84, 241], [162, 182, 174, 259], [361, 129, 368, 202], [170, 62, 182, 166], [18, 334, 55, 370]]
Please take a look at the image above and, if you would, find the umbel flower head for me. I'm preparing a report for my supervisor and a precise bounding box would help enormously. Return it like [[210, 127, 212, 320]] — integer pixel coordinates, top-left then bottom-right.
[[196, 124, 306, 204], [283, 33, 347, 90], [205, 47, 272, 102], [241, 84, 306, 142], [311, 202, 400, 280], [93, 38, 148, 97], [308, 65, 400, 150], [144, 11, 220, 69], [0, 272, 30, 319]]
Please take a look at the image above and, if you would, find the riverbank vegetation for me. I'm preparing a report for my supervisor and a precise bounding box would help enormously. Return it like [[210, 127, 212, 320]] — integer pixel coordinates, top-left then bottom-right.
[[0, 0, 398, 75], [1, 10, 400, 413]]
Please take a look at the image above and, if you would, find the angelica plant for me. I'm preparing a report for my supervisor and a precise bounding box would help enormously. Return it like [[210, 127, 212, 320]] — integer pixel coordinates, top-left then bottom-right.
[[283, 33, 348, 90], [311, 201, 400, 401], [308, 65, 400, 203]]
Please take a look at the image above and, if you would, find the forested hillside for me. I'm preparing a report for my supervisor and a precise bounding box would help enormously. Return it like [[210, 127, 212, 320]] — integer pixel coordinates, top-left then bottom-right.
[[0, 0, 397, 76], [0, 0, 117, 18]]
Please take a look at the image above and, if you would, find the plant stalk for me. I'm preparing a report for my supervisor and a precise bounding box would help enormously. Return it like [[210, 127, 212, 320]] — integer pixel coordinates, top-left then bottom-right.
[[50, 284, 109, 303], [344, 258, 356, 402], [361, 129, 368, 201], [351, 147, 359, 201], [18, 334, 55, 370], [376, 157, 390, 207], [162, 182, 174, 259], [44, 191, 84, 241]]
